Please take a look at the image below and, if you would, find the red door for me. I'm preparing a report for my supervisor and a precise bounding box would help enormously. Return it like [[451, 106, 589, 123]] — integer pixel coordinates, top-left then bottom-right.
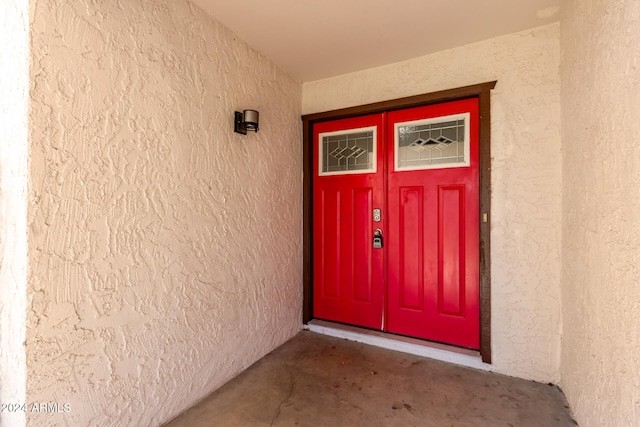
[[313, 98, 480, 349], [312, 113, 386, 329], [387, 99, 479, 348]]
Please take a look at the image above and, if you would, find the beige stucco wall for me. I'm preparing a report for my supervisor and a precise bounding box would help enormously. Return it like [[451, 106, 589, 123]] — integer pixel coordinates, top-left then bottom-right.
[[303, 23, 562, 383], [560, 1, 640, 425], [26, 0, 302, 425], [0, 1, 29, 426]]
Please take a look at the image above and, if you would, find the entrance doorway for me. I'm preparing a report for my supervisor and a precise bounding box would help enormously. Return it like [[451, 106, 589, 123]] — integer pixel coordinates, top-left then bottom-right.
[[313, 98, 479, 349], [302, 82, 495, 361]]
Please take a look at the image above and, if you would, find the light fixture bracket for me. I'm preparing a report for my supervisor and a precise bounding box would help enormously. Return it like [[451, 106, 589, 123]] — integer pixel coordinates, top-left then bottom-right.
[[234, 110, 259, 134]]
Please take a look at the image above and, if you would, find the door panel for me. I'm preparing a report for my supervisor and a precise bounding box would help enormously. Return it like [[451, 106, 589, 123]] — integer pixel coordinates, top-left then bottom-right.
[[319, 189, 341, 298], [439, 185, 464, 316], [438, 185, 465, 316], [398, 186, 424, 311], [313, 114, 385, 330], [353, 188, 374, 302]]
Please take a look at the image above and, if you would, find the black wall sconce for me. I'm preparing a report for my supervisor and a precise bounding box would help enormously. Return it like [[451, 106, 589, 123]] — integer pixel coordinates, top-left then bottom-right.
[[234, 110, 259, 134]]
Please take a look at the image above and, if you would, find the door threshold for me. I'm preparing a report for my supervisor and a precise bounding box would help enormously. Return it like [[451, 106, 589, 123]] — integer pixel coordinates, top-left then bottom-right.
[[305, 319, 492, 372]]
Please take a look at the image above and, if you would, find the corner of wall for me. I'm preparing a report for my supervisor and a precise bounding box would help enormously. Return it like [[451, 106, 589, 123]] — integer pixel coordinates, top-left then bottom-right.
[[560, 0, 640, 425], [0, 0, 29, 426]]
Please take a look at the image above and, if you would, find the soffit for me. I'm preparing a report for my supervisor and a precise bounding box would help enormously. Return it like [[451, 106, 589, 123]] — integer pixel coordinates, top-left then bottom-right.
[[190, 0, 560, 82]]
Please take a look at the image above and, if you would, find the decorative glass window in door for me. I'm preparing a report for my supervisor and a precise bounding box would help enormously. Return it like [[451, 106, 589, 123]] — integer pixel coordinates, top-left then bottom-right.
[[394, 113, 470, 171], [319, 126, 376, 175]]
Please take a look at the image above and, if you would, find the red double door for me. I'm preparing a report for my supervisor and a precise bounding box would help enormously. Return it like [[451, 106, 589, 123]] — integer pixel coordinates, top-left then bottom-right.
[[313, 98, 480, 349]]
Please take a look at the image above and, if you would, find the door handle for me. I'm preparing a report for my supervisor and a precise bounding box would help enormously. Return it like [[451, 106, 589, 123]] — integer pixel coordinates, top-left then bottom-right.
[[373, 229, 383, 248]]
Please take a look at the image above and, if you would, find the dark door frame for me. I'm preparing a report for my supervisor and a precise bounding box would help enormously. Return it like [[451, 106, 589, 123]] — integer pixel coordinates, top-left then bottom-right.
[[301, 81, 497, 363]]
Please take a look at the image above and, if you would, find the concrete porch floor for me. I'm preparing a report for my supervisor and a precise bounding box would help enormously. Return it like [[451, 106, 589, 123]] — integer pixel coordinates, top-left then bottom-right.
[[164, 331, 577, 427]]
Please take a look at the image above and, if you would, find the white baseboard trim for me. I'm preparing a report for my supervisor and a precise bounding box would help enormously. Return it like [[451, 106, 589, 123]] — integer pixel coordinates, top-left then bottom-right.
[[305, 320, 492, 372]]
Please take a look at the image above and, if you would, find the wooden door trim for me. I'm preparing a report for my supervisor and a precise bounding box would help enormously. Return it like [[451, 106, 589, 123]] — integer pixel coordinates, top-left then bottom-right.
[[302, 81, 497, 363]]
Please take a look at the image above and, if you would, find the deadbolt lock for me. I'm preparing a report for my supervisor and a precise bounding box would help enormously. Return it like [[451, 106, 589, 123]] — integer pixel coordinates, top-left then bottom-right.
[[373, 208, 381, 222]]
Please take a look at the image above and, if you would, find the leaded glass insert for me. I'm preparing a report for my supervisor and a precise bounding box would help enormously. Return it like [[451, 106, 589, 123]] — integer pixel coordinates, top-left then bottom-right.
[[319, 127, 376, 175], [395, 113, 470, 171]]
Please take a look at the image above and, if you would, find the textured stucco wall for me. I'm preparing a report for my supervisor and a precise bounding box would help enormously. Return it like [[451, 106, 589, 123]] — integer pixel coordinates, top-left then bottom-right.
[[0, 0, 29, 426], [561, 1, 640, 425], [303, 24, 562, 383], [26, 0, 302, 425]]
